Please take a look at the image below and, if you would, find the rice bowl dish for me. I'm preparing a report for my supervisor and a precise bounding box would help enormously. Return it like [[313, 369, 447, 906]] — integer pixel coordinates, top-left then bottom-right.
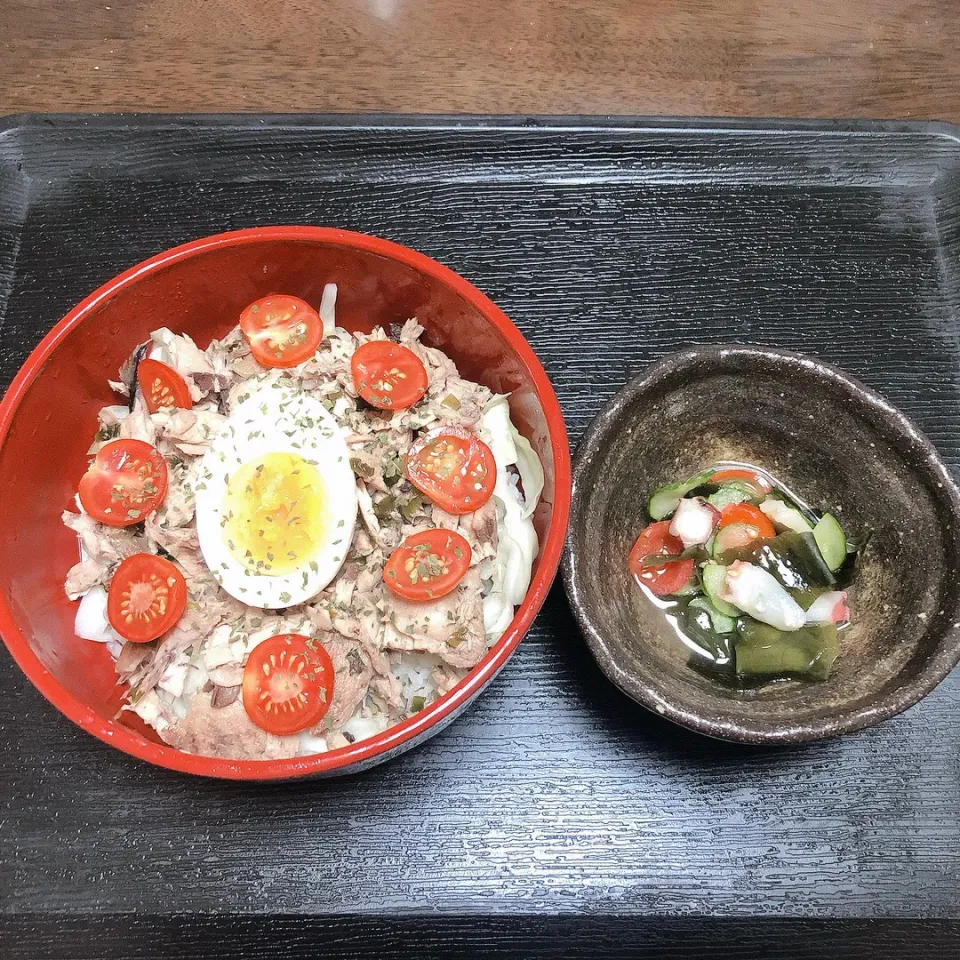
[[63, 284, 543, 760]]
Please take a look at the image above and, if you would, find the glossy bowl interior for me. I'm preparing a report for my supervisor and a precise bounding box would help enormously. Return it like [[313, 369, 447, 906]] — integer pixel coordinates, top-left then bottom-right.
[[563, 345, 960, 743], [0, 227, 570, 779]]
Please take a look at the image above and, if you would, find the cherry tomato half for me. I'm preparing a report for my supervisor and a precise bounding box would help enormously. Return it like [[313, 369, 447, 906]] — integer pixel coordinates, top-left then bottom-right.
[[713, 523, 761, 554], [242, 634, 335, 736], [628, 520, 695, 597], [405, 427, 496, 515], [383, 528, 472, 602], [351, 340, 429, 410], [107, 553, 186, 642], [78, 439, 168, 527], [137, 359, 194, 413], [712, 502, 777, 554], [239, 295, 323, 368], [717, 502, 776, 539]]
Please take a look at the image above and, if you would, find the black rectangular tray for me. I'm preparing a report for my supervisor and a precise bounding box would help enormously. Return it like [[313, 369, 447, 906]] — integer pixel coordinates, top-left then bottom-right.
[[2, 115, 960, 959]]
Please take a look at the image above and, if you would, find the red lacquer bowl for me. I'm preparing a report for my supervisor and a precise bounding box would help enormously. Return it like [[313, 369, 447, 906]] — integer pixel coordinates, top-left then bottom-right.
[[0, 227, 571, 780]]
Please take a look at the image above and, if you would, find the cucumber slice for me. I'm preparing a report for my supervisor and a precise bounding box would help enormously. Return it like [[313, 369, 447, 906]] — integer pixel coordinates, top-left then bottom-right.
[[688, 596, 736, 634], [700, 562, 740, 617], [671, 579, 700, 597], [648, 469, 713, 521], [706, 481, 756, 511], [712, 522, 759, 558], [813, 513, 847, 572]]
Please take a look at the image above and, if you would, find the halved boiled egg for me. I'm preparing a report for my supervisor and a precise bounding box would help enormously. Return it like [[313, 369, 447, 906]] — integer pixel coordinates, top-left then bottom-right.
[[195, 381, 357, 608]]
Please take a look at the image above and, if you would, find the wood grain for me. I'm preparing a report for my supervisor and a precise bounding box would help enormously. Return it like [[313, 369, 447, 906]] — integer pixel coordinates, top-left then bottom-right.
[[1, 122, 960, 960], [1, 0, 960, 120], [3, 916, 960, 959]]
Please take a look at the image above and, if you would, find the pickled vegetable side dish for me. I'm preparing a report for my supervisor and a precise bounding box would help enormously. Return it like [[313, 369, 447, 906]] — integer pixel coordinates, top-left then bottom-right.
[[628, 465, 857, 682]]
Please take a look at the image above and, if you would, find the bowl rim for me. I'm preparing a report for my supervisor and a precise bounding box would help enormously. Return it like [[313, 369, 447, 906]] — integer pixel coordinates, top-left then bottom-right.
[[0, 225, 572, 779], [562, 343, 960, 744]]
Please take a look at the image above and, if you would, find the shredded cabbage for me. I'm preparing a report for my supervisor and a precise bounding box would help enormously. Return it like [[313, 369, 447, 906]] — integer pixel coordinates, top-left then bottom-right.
[[343, 713, 389, 742], [101, 404, 129, 424], [297, 733, 330, 755], [480, 396, 541, 642], [74, 586, 123, 643], [512, 430, 545, 521], [148, 327, 209, 369], [128, 690, 171, 734], [319, 283, 338, 338], [158, 660, 190, 699], [202, 625, 236, 669]]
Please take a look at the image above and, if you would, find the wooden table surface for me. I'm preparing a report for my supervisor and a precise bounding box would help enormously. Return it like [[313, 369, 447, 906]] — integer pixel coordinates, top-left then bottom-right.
[[3, 3, 960, 958], [1, 0, 958, 119]]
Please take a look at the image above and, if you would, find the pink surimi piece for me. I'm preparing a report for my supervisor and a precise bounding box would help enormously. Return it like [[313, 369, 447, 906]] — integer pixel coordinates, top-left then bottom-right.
[[804, 591, 850, 625]]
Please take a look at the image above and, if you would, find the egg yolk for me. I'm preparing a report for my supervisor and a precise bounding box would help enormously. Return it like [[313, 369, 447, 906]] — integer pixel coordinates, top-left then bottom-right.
[[223, 452, 327, 575]]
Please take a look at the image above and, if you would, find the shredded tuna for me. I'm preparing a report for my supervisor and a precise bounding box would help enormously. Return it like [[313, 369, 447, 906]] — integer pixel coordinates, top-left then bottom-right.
[[208, 663, 244, 687], [207, 326, 249, 362], [116, 642, 154, 678], [349, 529, 373, 557], [210, 684, 242, 709], [192, 371, 234, 401], [369, 669, 404, 717], [356, 481, 382, 539], [62, 511, 153, 562], [115, 341, 150, 399], [430, 662, 463, 697], [382, 569, 487, 668], [118, 399, 157, 445], [64, 560, 108, 599], [62, 511, 154, 597], [150, 328, 216, 401], [125, 603, 224, 695], [166, 697, 299, 761], [397, 318, 492, 430], [66, 310, 542, 761], [356, 553, 384, 595], [155, 460, 197, 528], [299, 337, 355, 392], [98, 405, 129, 429], [154, 408, 228, 456], [432, 500, 499, 565], [145, 515, 207, 580], [321, 633, 377, 730]]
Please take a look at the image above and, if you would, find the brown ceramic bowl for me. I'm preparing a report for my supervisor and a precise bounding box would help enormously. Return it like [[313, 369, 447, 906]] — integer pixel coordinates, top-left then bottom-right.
[[562, 345, 960, 744]]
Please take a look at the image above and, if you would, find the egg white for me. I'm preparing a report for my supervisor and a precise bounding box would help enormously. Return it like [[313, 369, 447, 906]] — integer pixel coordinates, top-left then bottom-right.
[[195, 381, 357, 609]]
